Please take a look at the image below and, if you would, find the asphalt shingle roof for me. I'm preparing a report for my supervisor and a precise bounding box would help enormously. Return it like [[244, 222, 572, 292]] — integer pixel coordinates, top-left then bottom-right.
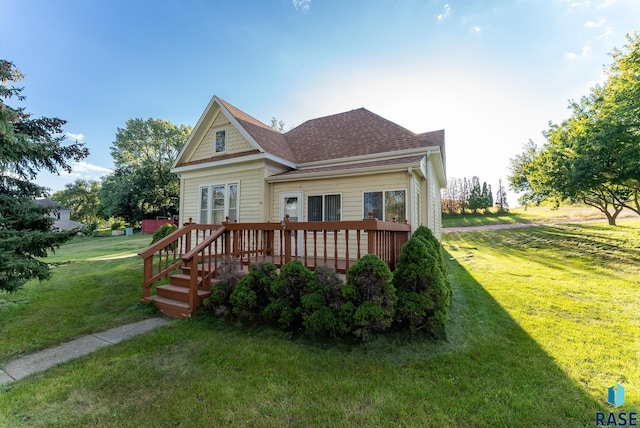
[[215, 98, 444, 166]]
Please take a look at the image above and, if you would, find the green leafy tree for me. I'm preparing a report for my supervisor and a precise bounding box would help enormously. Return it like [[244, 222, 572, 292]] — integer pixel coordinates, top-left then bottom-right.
[[0, 59, 89, 292], [509, 33, 640, 224], [99, 118, 191, 223], [51, 179, 100, 224]]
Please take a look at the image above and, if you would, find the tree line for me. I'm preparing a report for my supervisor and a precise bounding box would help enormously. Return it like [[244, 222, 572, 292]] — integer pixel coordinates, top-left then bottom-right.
[[509, 33, 640, 226], [53, 118, 192, 227], [441, 176, 508, 214], [0, 58, 192, 293]]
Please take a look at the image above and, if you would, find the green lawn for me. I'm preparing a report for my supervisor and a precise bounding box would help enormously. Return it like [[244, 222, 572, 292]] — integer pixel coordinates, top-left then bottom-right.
[[442, 205, 639, 228], [0, 234, 157, 363], [0, 223, 638, 426]]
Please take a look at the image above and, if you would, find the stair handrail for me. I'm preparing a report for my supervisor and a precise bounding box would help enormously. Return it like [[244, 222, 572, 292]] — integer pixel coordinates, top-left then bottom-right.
[[181, 224, 228, 311], [138, 223, 197, 300]]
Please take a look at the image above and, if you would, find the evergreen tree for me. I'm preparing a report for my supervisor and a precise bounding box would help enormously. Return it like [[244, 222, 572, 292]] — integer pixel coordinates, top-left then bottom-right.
[[0, 60, 89, 292], [481, 182, 493, 210], [468, 176, 483, 212]]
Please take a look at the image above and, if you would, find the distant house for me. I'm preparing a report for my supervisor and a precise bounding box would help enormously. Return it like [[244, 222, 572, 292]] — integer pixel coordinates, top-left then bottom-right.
[[172, 96, 447, 239], [35, 199, 84, 232]]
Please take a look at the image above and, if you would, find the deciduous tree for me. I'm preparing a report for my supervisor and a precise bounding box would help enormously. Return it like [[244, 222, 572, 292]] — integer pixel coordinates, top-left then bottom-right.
[[508, 33, 640, 225], [99, 118, 191, 223], [51, 179, 100, 224]]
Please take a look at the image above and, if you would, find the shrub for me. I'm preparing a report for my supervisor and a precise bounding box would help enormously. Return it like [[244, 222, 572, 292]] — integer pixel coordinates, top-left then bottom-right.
[[229, 262, 277, 324], [393, 228, 451, 339], [264, 260, 313, 329], [111, 221, 123, 230], [82, 221, 99, 236], [208, 257, 243, 316], [150, 223, 178, 247], [413, 226, 451, 292], [301, 265, 347, 337], [343, 254, 396, 341]]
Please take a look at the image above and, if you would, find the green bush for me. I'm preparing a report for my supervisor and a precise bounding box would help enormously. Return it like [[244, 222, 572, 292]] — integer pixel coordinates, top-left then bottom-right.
[[264, 260, 313, 329], [301, 265, 347, 337], [343, 254, 396, 341], [150, 223, 178, 247], [111, 221, 123, 230], [82, 221, 99, 236], [229, 262, 277, 324], [208, 257, 243, 316], [393, 228, 451, 339]]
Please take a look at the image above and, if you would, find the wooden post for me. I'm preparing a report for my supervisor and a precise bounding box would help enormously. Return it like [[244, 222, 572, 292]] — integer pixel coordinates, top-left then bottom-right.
[[366, 210, 376, 255], [188, 257, 198, 311], [283, 215, 292, 264], [184, 218, 193, 253], [142, 256, 153, 299]]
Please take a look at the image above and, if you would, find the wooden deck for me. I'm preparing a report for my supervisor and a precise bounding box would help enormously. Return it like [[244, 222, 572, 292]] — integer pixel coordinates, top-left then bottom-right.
[[138, 216, 410, 317]]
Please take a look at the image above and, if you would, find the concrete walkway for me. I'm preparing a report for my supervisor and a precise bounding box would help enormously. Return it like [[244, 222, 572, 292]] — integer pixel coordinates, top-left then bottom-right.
[[0, 317, 171, 385]]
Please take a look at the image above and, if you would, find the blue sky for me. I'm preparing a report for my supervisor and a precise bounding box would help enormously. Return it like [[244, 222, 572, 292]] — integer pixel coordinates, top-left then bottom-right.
[[2, 0, 639, 206]]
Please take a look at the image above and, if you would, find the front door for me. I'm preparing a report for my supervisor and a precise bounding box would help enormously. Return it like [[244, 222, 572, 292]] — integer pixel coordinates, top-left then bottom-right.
[[279, 192, 303, 257]]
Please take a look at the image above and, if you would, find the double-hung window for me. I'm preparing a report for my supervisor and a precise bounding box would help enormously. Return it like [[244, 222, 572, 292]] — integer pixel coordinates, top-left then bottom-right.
[[307, 194, 341, 222], [199, 182, 238, 224], [363, 190, 406, 222]]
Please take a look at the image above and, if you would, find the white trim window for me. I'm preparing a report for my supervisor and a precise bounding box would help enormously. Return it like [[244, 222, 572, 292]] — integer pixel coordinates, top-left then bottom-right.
[[199, 182, 238, 224], [307, 194, 342, 222], [363, 190, 406, 222], [215, 129, 226, 153]]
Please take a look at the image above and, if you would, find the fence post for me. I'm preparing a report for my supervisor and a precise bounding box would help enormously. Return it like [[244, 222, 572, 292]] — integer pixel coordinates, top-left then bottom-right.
[[283, 215, 292, 264], [366, 211, 376, 255]]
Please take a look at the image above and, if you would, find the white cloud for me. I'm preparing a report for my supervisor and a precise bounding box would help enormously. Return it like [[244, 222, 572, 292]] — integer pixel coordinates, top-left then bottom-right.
[[292, 0, 311, 12], [437, 4, 450, 21], [472, 26, 482, 33], [584, 19, 606, 28], [596, 0, 617, 9], [65, 132, 85, 142], [72, 161, 113, 174], [561, 0, 591, 11], [594, 27, 614, 40], [564, 45, 591, 60]]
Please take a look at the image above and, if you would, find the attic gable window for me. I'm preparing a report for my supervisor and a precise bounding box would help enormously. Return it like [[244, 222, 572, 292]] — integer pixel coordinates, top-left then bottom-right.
[[215, 130, 226, 153]]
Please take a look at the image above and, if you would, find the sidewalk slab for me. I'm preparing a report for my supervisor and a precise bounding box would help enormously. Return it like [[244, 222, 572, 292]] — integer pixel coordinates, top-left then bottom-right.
[[0, 317, 171, 385], [92, 317, 170, 344]]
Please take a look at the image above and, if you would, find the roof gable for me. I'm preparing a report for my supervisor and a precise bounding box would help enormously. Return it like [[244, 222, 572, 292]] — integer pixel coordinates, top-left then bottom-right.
[[174, 96, 445, 175]]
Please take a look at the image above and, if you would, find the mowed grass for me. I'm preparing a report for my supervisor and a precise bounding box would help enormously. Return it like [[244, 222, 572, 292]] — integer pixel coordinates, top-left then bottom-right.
[[442, 205, 639, 228], [0, 234, 157, 363], [0, 222, 638, 426]]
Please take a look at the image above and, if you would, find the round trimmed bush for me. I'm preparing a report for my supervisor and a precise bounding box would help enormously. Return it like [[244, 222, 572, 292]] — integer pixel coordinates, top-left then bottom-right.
[[393, 228, 451, 338], [301, 265, 347, 337], [263, 260, 313, 329], [229, 262, 277, 324], [343, 254, 396, 341]]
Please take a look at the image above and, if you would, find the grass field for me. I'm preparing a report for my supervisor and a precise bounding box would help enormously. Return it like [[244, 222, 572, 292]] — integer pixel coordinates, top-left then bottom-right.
[[0, 234, 156, 363], [442, 205, 639, 228], [0, 223, 638, 426]]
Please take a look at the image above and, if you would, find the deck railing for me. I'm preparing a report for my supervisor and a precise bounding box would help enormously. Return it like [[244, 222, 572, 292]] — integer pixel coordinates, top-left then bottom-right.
[[138, 215, 411, 310]]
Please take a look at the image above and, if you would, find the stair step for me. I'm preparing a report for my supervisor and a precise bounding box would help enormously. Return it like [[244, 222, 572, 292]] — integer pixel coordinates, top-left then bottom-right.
[[169, 273, 204, 288], [147, 295, 193, 318], [157, 284, 211, 302]]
